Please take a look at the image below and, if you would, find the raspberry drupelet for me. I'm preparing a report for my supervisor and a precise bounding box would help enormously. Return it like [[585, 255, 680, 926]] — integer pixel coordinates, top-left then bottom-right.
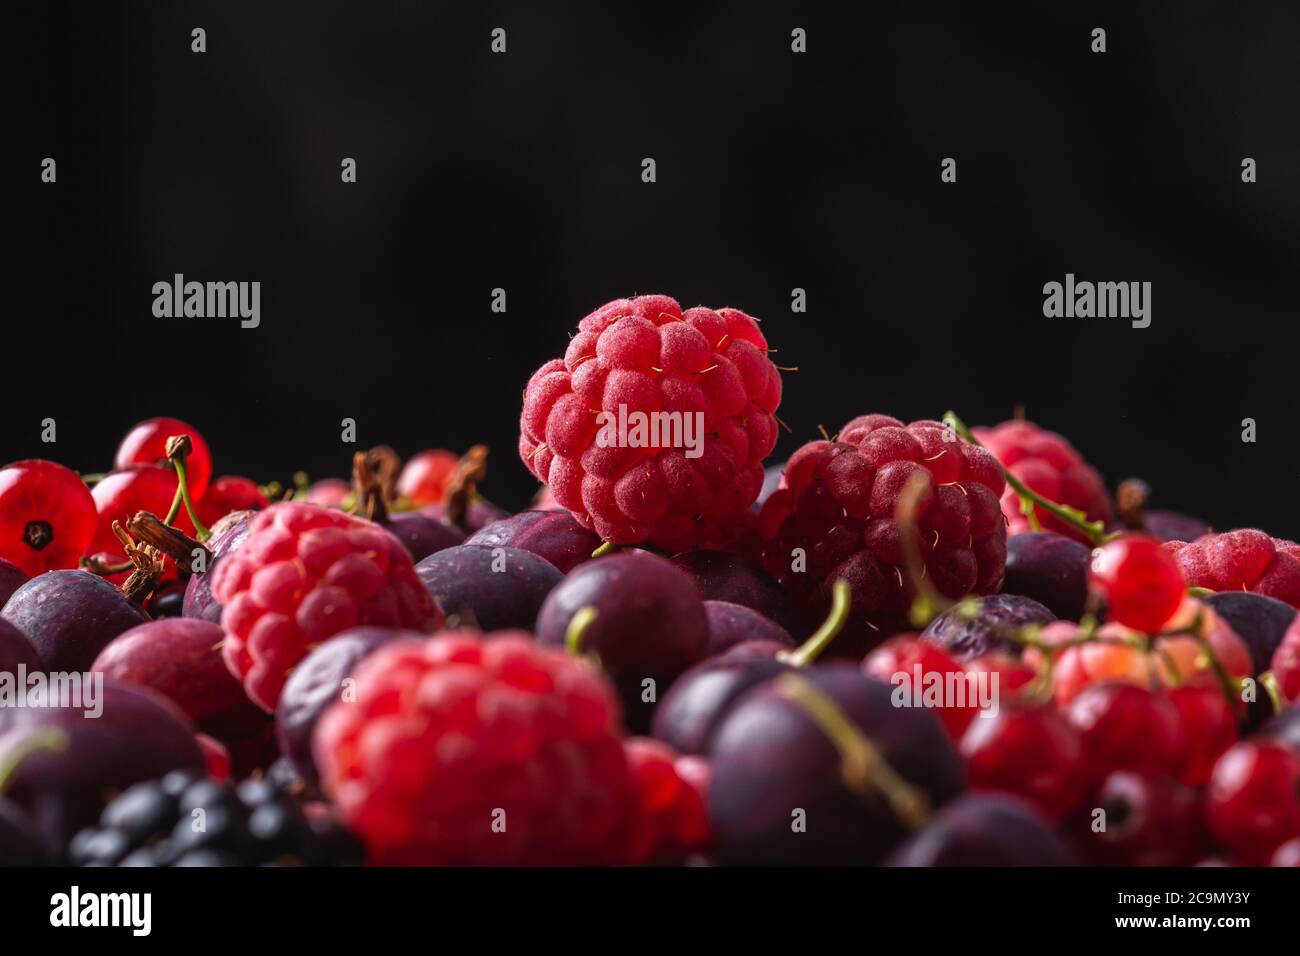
[[212, 502, 443, 711], [755, 415, 1008, 654], [519, 295, 783, 551], [972, 419, 1111, 544]]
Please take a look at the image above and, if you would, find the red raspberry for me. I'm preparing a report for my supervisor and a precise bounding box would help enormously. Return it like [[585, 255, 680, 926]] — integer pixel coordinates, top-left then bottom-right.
[[972, 419, 1111, 543], [620, 738, 711, 864], [213, 502, 442, 710], [314, 631, 636, 865], [518, 295, 783, 550], [755, 415, 1007, 652], [1164, 529, 1300, 608]]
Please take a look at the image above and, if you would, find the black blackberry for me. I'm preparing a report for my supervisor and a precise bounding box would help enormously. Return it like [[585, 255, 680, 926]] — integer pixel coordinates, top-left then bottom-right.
[[67, 770, 364, 866]]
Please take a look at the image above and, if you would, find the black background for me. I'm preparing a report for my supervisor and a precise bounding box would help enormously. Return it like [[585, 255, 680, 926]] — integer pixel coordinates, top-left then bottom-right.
[[16, 2, 1300, 537]]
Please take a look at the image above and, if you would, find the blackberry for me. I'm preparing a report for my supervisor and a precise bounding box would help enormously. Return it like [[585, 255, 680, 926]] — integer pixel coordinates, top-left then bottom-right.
[[68, 770, 363, 867]]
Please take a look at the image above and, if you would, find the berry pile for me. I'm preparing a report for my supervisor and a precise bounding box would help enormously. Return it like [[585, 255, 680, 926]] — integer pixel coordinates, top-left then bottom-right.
[[1, 297, 1298, 869]]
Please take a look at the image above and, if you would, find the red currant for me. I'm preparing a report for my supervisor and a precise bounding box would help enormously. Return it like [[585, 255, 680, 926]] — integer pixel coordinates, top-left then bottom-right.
[[863, 635, 975, 741], [963, 652, 1037, 698], [1088, 534, 1185, 634], [1064, 682, 1185, 786], [396, 449, 458, 506], [960, 704, 1088, 823], [1075, 771, 1209, 866], [1168, 684, 1239, 787], [1206, 741, 1300, 864], [114, 416, 213, 502], [1272, 837, 1300, 867], [0, 459, 97, 576], [196, 475, 268, 526]]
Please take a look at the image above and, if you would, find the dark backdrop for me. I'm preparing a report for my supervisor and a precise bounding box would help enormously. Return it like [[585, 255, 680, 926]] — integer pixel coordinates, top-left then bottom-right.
[[16, 2, 1300, 537]]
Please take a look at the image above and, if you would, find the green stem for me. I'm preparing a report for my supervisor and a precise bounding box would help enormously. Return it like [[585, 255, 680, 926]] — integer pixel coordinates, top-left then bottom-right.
[[591, 540, 617, 559], [173, 459, 210, 541], [0, 728, 69, 794], [565, 606, 599, 655], [942, 411, 1114, 546], [782, 580, 852, 667]]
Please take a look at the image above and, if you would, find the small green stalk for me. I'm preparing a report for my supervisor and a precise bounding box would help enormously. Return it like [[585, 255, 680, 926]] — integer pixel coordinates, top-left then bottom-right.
[[0, 728, 69, 794], [173, 458, 210, 541], [565, 606, 599, 655], [781, 579, 852, 667], [943, 411, 1115, 547], [591, 540, 617, 558]]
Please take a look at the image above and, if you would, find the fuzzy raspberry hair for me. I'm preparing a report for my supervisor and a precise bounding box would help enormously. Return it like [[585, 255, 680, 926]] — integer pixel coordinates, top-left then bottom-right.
[[519, 295, 783, 551]]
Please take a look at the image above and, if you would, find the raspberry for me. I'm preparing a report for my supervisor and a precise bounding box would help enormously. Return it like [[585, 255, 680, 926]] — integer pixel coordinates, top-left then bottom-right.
[[972, 420, 1111, 543], [1164, 529, 1300, 608], [212, 502, 442, 711], [620, 738, 711, 864], [518, 295, 783, 550], [755, 415, 1007, 652], [313, 632, 636, 865]]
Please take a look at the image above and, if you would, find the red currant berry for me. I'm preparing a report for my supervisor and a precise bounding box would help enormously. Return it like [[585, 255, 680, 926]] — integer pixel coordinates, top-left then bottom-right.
[[1272, 837, 1300, 867], [1272, 615, 1300, 704], [1168, 684, 1239, 787], [396, 450, 459, 506], [863, 635, 976, 741], [960, 704, 1088, 823], [0, 459, 97, 576], [1088, 534, 1185, 634], [964, 652, 1038, 697], [1075, 771, 1209, 866], [1064, 682, 1185, 786], [1206, 741, 1300, 864], [114, 416, 213, 502], [196, 476, 268, 526]]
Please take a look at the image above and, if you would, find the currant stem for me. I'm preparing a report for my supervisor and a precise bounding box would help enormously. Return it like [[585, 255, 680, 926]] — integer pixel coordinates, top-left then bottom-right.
[[565, 606, 599, 655], [942, 411, 1114, 546], [173, 458, 210, 542], [782, 579, 852, 667], [0, 728, 69, 794]]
